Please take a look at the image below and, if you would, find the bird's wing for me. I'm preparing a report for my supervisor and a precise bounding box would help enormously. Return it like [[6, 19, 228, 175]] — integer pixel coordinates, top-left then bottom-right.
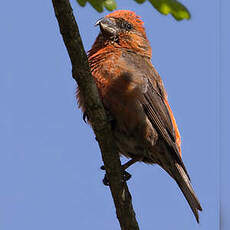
[[140, 61, 190, 176], [122, 55, 189, 177], [142, 64, 178, 149], [119, 53, 179, 151]]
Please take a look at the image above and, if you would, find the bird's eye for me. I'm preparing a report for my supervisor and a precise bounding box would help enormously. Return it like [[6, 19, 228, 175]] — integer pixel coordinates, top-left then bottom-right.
[[126, 23, 132, 30], [116, 18, 133, 31]]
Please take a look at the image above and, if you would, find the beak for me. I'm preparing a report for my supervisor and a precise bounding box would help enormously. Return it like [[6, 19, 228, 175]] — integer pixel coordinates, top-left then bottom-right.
[[95, 17, 118, 38], [95, 17, 104, 27]]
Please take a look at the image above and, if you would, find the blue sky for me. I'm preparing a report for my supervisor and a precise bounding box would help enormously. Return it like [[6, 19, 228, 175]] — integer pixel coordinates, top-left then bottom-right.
[[220, 0, 229, 229], [0, 0, 227, 229]]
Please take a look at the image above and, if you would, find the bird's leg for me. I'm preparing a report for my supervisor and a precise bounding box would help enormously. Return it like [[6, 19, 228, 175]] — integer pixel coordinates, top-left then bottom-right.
[[122, 158, 139, 170], [101, 158, 140, 186]]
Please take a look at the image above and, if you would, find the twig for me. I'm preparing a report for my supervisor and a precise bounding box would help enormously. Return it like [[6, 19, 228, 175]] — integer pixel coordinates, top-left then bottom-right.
[[51, 0, 140, 229]]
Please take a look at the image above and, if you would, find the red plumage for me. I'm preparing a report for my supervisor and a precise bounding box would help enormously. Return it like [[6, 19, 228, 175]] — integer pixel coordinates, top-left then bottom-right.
[[77, 10, 202, 222]]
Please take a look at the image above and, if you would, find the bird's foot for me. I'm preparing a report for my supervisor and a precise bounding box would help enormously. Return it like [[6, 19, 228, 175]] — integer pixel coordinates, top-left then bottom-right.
[[123, 170, 132, 181], [100, 165, 132, 186], [102, 173, 109, 186]]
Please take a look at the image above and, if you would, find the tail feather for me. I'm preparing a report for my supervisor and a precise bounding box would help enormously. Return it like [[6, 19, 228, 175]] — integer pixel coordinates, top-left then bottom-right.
[[173, 163, 202, 223]]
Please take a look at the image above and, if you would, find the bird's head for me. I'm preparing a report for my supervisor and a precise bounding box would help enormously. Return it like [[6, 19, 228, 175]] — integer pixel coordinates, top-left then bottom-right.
[[94, 10, 152, 58]]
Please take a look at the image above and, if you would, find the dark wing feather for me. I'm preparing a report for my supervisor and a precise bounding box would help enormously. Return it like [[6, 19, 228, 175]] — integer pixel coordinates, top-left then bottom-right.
[[145, 77, 176, 142], [120, 52, 188, 176], [142, 79, 179, 152], [139, 62, 190, 178]]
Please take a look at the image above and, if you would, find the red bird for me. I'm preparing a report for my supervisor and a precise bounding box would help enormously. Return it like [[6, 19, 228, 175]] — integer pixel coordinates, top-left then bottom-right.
[[77, 10, 202, 222]]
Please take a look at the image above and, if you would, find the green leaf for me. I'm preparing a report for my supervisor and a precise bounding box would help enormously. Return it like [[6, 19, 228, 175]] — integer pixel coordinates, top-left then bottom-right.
[[76, 0, 87, 7], [148, 0, 191, 20], [88, 0, 104, 12], [77, 0, 117, 12], [134, 0, 146, 3], [104, 0, 117, 11], [75, 0, 190, 21]]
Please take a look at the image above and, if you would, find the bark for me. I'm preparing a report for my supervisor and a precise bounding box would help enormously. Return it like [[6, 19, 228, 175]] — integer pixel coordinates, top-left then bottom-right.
[[51, 0, 140, 229]]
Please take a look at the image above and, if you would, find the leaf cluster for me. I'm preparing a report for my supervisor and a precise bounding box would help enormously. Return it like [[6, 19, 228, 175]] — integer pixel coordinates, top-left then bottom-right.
[[76, 0, 190, 21]]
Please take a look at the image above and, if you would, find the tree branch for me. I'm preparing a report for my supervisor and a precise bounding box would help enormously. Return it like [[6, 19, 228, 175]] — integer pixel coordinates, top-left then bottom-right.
[[51, 0, 140, 229]]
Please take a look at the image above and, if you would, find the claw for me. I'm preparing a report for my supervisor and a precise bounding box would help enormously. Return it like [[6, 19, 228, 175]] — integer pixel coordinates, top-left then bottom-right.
[[103, 174, 110, 186], [100, 165, 105, 170], [101, 164, 132, 186], [83, 112, 88, 123], [123, 171, 132, 181], [100, 157, 138, 186]]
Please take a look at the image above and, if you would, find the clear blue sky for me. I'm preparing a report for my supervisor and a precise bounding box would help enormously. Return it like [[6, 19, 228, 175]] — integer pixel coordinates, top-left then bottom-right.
[[0, 0, 227, 229]]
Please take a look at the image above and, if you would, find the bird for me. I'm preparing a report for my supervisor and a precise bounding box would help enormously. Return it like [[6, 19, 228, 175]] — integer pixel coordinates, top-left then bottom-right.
[[77, 10, 202, 222]]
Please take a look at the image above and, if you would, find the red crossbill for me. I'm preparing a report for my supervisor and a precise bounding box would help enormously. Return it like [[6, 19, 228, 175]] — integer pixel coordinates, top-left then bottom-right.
[[77, 10, 202, 222]]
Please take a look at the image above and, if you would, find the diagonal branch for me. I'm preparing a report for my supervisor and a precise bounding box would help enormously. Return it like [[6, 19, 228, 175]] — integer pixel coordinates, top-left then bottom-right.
[[51, 0, 140, 229]]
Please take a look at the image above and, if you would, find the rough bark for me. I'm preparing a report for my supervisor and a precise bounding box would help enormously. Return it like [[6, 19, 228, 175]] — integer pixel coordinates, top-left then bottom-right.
[[52, 0, 140, 229]]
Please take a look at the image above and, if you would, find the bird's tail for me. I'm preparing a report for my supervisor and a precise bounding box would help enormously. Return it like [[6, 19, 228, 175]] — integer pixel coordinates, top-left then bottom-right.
[[168, 162, 202, 223]]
